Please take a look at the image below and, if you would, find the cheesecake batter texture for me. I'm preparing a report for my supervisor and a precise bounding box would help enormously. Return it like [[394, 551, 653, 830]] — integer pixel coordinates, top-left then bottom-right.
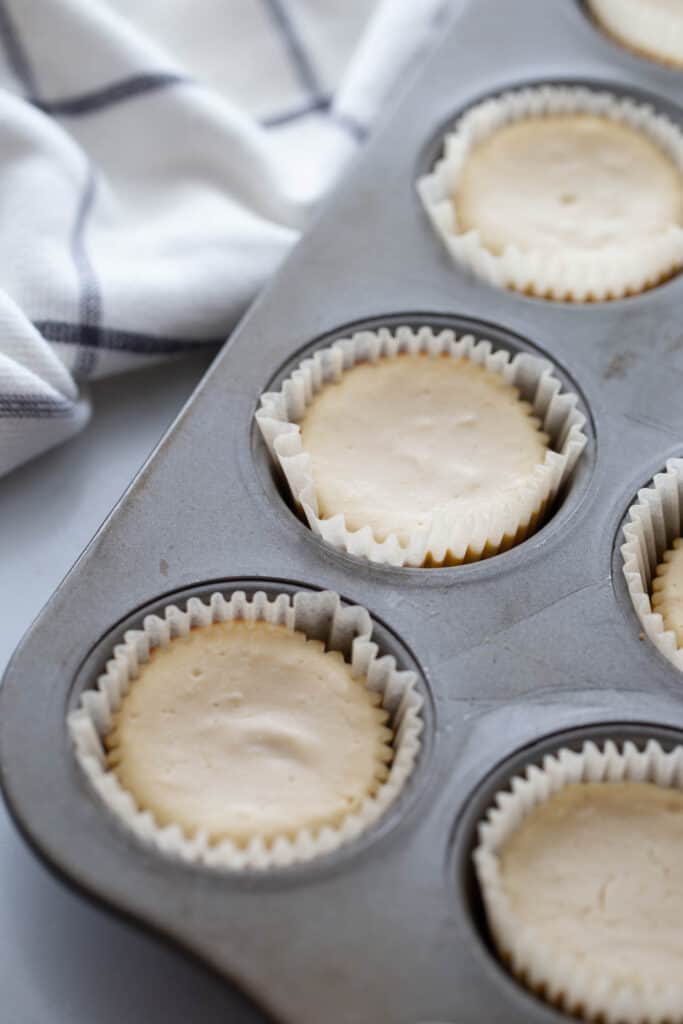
[[652, 537, 683, 646], [454, 114, 683, 257], [497, 781, 683, 987], [106, 620, 393, 844], [299, 354, 549, 544]]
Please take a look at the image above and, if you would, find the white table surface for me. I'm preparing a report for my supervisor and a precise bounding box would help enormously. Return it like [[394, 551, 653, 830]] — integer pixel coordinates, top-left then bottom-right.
[[0, 350, 266, 1024]]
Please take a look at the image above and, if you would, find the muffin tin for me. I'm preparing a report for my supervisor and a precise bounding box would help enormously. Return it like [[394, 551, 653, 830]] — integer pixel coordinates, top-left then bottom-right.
[[3, 0, 683, 1021]]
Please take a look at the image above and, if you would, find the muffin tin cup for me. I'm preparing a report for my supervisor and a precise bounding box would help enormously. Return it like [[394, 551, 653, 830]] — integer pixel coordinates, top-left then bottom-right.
[[417, 83, 683, 301], [68, 588, 424, 871], [621, 457, 683, 673], [473, 736, 683, 1023], [586, 0, 683, 70], [256, 325, 587, 567]]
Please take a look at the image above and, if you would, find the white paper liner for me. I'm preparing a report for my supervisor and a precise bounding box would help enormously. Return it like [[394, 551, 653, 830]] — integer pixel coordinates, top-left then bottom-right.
[[588, 0, 683, 68], [621, 457, 683, 674], [417, 85, 683, 301], [474, 737, 683, 1023], [256, 326, 587, 567], [67, 589, 423, 871]]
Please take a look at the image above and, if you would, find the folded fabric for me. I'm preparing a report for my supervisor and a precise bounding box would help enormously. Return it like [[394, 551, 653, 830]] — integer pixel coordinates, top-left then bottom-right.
[[0, 0, 452, 477]]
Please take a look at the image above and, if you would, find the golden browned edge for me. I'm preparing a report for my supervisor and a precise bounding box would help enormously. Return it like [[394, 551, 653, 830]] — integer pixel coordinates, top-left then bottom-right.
[[519, 261, 683, 303], [652, 537, 683, 648], [422, 498, 548, 568], [103, 621, 395, 847], [586, 1, 683, 71], [500, 948, 597, 1024], [498, 943, 668, 1024]]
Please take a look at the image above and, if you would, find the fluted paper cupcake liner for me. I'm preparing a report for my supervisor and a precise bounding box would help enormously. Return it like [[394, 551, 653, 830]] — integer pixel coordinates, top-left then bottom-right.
[[621, 457, 683, 673], [68, 589, 424, 871], [474, 737, 683, 1023], [417, 85, 683, 301], [588, 0, 683, 69], [256, 326, 587, 567]]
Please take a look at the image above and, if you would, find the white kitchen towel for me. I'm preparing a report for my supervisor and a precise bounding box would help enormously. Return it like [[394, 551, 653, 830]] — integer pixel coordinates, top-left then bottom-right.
[[0, 0, 455, 478]]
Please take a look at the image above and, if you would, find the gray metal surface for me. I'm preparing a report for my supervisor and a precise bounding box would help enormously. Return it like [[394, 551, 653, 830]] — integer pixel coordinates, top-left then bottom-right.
[[0, 352, 265, 1024], [3, 1, 683, 1021]]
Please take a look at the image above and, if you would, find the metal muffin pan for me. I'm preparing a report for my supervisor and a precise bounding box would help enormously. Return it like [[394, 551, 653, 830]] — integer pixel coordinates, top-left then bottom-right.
[[3, 0, 683, 1021]]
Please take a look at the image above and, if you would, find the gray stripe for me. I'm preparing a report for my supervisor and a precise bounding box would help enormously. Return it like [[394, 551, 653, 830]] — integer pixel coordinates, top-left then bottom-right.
[[36, 321, 222, 356], [260, 0, 324, 101], [70, 167, 102, 379], [260, 95, 367, 141], [0, 1, 103, 381], [0, 0, 37, 95], [34, 72, 187, 116], [260, 94, 331, 128], [0, 393, 75, 419], [329, 109, 368, 142]]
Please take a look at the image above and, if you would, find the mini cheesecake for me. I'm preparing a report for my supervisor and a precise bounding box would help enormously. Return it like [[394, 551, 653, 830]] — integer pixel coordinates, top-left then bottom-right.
[[105, 619, 393, 845]]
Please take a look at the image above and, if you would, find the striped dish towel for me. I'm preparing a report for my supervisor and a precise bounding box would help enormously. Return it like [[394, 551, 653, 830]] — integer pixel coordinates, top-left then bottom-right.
[[0, 0, 452, 477]]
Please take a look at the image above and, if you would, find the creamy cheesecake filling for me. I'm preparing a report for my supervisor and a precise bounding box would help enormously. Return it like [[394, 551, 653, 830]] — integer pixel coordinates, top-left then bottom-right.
[[454, 114, 683, 258], [498, 781, 683, 988], [299, 353, 549, 545], [106, 620, 393, 845]]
